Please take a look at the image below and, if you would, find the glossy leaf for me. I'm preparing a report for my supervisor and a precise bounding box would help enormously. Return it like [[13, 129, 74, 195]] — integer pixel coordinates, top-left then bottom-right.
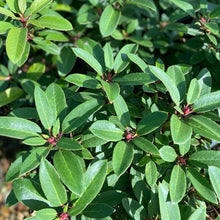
[[13, 178, 51, 210], [112, 141, 134, 176], [0, 7, 16, 18], [103, 43, 114, 71], [197, 68, 211, 97], [56, 137, 82, 151], [208, 166, 220, 200], [210, 5, 220, 18], [127, 53, 148, 72], [6, 27, 27, 64], [179, 138, 191, 155], [35, 209, 57, 220], [170, 0, 195, 17], [90, 120, 123, 141], [30, 0, 52, 14], [100, 5, 121, 37], [101, 81, 120, 102], [35, 86, 56, 130], [113, 95, 130, 128], [169, 165, 186, 203], [54, 150, 84, 195], [17, 42, 30, 67], [193, 91, 220, 113], [18, 0, 26, 13], [46, 83, 66, 119], [36, 16, 73, 31], [0, 21, 14, 34], [132, 137, 159, 155], [184, 115, 220, 142], [170, 114, 192, 144], [0, 87, 23, 107], [20, 147, 49, 177], [137, 111, 168, 136], [126, 0, 156, 11], [66, 74, 101, 89], [149, 66, 180, 106], [73, 48, 103, 76], [62, 99, 104, 133], [188, 206, 206, 220], [159, 145, 177, 162], [0, 117, 41, 139], [40, 157, 67, 206], [187, 78, 200, 104], [190, 151, 220, 168], [114, 44, 138, 73], [69, 160, 107, 216], [145, 161, 157, 188], [122, 198, 146, 220], [187, 167, 217, 204]]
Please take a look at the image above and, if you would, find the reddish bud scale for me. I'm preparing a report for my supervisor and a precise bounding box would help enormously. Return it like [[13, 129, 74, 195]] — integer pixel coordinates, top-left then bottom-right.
[[59, 212, 70, 220]]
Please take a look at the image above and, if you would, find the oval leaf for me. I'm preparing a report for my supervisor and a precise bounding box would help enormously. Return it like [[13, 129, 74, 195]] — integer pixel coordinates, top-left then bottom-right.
[[145, 161, 157, 188], [159, 145, 177, 162], [6, 27, 27, 64], [101, 81, 120, 102], [90, 120, 123, 141], [208, 166, 220, 200], [187, 78, 200, 104], [100, 5, 121, 37], [112, 141, 134, 176], [40, 158, 67, 206], [56, 137, 82, 151]]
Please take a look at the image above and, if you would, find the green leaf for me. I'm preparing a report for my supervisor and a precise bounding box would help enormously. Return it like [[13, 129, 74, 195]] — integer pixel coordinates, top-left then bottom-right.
[[23, 136, 46, 146], [66, 74, 101, 89], [208, 166, 220, 200], [6, 27, 27, 64], [170, 0, 195, 17], [149, 66, 180, 106], [127, 53, 148, 72], [103, 43, 114, 71], [99, 4, 121, 37], [9, 107, 38, 119], [166, 65, 186, 101], [159, 145, 177, 162], [46, 83, 66, 119], [113, 95, 130, 128], [188, 206, 206, 220], [62, 99, 104, 133], [6, 0, 20, 13], [197, 68, 211, 97], [183, 115, 220, 142], [114, 72, 157, 85], [0, 7, 16, 18], [73, 48, 103, 76], [54, 150, 84, 195], [0, 21, 14, 34], [36, 15, 73, 31], [126, 0, 156, 11], [17, 42, 30, 67], [56, 137, 82, 151], [137, 111, 168, 136], [30, 0, 52, 14], [90, 120, 123, 141], [34, 86, 56, 130], [203, 22, 219, 35], [0, 87, 23, 107], [210, 6, 220, 18], [145, 161, 157, 188], [19, 147, 49, 176], [57, 46, 76, 76], [158, 183, 181, 220], [187, 78, 200, 104], [0, 117, 41, 140], [13, 178, 51, 210], [114, 44, 138, 73], [169, 165, 186, 203], [132, 137, 159, 155], [101, 81, 120, 102], [68, 160, 107, 216], [193, 91, 220, 113], [18, 0, 26, 13], [187, 167, 217, 204], [40, 157, 67, 206], [190, 151, 220, 168], [112, 141, 134, 176], [35, 209, 57, 220], [25, 62, 45, 81], [170, 114, 192, 144], [179, 138, 191, 155]]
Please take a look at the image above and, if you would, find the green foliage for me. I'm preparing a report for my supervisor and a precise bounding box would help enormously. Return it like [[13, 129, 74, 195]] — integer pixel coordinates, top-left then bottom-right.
[[0, 0, 220, 219]]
